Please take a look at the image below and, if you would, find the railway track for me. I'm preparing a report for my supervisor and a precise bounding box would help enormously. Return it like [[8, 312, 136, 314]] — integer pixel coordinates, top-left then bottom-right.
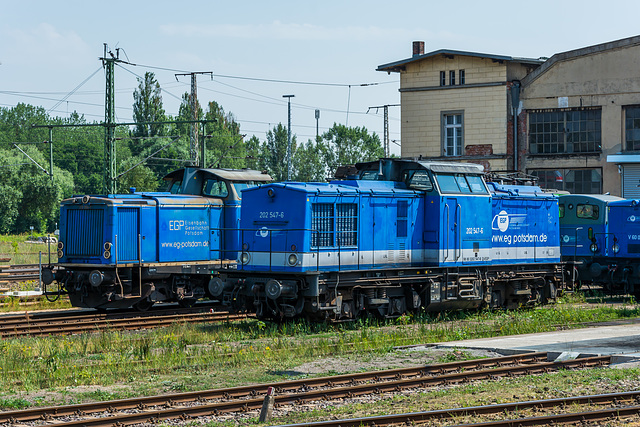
[[0, 352, 610, 426], [282, 389, 640, 426], [0, 305, 249, 338], [0, 263, 44, 286]]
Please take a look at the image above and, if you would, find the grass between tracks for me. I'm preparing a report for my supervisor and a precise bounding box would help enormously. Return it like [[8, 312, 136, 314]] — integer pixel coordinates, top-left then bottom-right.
[[0, 294, 638, 425], [0, 234, 56, 265]]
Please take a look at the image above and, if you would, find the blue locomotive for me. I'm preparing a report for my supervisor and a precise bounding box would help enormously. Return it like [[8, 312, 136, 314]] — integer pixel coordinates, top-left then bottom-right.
[[559, 194, 640, 297], [212, 159, 568, 320], [42, 167, 272, 310]]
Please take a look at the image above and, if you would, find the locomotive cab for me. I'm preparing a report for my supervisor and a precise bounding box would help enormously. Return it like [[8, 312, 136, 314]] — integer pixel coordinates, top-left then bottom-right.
[[558, 194, 625, 291]]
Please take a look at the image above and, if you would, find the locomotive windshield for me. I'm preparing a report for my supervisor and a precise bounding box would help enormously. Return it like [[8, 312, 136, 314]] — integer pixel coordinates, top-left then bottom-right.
[[434, 173, 488, 194], [233, 181, 262, 197], [168, 179, 182, 194], [202, 179, 229, 197]]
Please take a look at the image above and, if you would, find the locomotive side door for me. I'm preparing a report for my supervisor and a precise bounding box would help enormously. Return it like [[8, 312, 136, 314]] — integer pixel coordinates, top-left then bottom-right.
[[443, 197, 459, 263]]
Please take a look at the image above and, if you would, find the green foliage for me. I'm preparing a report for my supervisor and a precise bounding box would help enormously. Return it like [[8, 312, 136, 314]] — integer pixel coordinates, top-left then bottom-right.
[[0, 146, 73, 232], [293, 139, 327, 182], [203, 101, 246, 169], [132, 72, 166, 140], [319, 123, 384, 177], [0, 82, 385, 232], [257, 122, 383, 182]]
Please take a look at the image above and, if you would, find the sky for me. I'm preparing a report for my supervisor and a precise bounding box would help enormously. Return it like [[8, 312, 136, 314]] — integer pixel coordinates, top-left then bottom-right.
[[1, 0, 639, 157]]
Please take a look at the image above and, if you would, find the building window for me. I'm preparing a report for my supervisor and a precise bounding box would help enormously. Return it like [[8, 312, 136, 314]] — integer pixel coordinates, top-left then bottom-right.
[[459, 69, 465, 85], [442, 112, 463, 156], [528, 168, 602, 194], [440, 71, 446, 86], [449, 70, 455, 86], [625, 106, 640, 151], [529, 107, 601, 154]]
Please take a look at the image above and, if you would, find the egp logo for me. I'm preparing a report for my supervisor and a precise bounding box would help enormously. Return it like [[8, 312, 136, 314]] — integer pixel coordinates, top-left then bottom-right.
[[492, 210, 510, 232], [255, 227, 269, 238], [169, 220, 184, 230]]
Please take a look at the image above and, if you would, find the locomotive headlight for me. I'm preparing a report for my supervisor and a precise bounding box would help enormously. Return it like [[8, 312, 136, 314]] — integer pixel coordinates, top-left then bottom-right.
[[104, 242, 112, 251], [590, 243, 598, 253], [241, 252, 250, 264], [57, 241, 64, 250], [103, 250, 111, 259], [612, 243, 621, 254], [288, 253, 298, 266], [57, 250, 63, 258]]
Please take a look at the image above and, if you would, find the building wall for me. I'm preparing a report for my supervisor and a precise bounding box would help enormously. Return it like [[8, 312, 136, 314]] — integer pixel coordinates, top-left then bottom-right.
[[521, 44, 640, 195], [399, 55, 512, 170]]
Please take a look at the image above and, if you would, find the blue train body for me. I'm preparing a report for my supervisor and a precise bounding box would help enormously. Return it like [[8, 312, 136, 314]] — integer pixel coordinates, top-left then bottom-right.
[[559, 194, 640, 296], [47, 158, 577, 317], [487, 183, 560, 265], [45, 167, 272, 310], [214, 159, 567, 320], [60, 194, 215, 265]]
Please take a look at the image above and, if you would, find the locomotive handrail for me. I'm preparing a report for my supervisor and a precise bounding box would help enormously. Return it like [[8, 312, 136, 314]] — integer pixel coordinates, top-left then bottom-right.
[[572, 227, 583, 260], [456, 203, 462, 261], [444, 204, 450, 261]]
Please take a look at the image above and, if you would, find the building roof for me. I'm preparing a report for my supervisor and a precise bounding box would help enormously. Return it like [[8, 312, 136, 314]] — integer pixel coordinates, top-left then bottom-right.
[[521, 35, 640, 87], [377, 49, 544, 73]]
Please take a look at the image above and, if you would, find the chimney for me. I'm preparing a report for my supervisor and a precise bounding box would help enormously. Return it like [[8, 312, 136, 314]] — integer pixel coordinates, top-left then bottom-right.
[[413, 41, 425, 57]]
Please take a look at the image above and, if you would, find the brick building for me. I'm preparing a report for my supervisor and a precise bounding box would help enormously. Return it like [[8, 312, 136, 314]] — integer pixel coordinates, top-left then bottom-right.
[[378, 36, 640, 196]]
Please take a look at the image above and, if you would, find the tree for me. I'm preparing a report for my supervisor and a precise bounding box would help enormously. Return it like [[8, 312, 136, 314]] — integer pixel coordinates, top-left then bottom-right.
[[132, 72, 166, 141], [0, 146, 74, 233], [262, 123, 296, 181], [293, 139, 326, 182], [319, 124, 384, 177], [203, 101, 246, 169], [245, 135, 262, 170]]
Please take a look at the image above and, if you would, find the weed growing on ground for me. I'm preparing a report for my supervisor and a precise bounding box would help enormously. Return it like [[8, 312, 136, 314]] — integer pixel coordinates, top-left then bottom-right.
[[0, 296, 638, 407]]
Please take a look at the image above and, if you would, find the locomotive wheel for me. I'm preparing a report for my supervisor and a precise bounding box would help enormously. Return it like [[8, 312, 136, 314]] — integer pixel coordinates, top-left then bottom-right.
[[134, 298, 154, 312]]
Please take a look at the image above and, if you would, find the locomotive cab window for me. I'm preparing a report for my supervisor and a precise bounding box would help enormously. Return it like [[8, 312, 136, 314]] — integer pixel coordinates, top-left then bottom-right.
[[359, 170, 380, 180], [559, 204, 565, 218], [405, 170, 434, 191], [168, 179, 183, 194], [576, 204, 599, 220], [233, 181, 261, 199], [202, 179, 229, 198], [434, 173, 488, 194]]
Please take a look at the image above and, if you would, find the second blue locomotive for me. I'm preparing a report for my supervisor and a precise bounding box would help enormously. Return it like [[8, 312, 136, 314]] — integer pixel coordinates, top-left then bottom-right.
[[559, 193, 640, 297], [213, 159, 568, 320]]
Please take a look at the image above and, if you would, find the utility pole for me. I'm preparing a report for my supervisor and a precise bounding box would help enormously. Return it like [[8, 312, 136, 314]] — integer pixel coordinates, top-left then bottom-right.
[[175, 72, 213, 168], [48, 127, 53, 181], [101, 44, 118, 194], [315, 109, 320, 140], [283, 95, 295, 180], [368, 104, 400, 157]]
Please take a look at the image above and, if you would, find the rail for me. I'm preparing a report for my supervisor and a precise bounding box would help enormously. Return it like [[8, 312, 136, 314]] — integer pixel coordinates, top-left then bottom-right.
[[0, 352, 609, 426]]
